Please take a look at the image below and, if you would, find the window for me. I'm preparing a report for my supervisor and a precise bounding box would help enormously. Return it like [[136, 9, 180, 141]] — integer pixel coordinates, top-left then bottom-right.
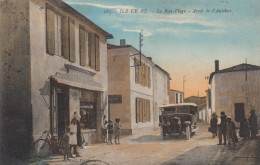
[[136, 98, 150, 123], [46, 9, 61, 56], [79, 27, 89, 66], [180, 94, 183, 103], [135, 58, 150, 88], [46, 8, 75, 62], [88, 33, 100, 71], [176, 93, 178, 103], [69, 19, 75, 62]]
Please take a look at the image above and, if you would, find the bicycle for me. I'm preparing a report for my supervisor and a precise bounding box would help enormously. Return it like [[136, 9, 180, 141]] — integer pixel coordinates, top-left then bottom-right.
[[34, 130, 54, 157]]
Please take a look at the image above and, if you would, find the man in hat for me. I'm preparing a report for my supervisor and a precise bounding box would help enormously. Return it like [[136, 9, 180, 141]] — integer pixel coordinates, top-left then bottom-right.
[[210, 113, 218, 138], [218, 111, 227, 145], [248, 109, 258, 139], [226, 116, 238, 148]]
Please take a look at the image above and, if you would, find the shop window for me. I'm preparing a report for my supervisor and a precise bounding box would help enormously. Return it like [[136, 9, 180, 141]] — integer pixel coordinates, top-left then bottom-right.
[[80, 90, 97, 129]]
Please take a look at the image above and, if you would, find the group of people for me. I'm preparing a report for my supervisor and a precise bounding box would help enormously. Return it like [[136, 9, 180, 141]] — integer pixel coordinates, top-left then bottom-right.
[[209, 110, 258, 148], [102, 116, 121, 145]]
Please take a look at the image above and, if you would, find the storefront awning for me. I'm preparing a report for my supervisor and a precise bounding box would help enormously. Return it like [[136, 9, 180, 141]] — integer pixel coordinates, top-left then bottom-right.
[[51, 73, 104, 92]]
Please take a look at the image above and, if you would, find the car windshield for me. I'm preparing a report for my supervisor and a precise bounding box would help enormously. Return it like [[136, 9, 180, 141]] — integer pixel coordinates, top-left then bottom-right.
[[163, 107, 176, 113], [177, 106, 189, 113]]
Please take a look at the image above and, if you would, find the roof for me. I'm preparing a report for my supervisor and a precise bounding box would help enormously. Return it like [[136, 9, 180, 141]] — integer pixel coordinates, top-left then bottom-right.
[[155, 64, 171, 80], [209, 63, 260, 84], [108, 43, 155, 64], [50, 0, 113, 39], [169, 89, 183, 94], [159, 103, 197, 108]]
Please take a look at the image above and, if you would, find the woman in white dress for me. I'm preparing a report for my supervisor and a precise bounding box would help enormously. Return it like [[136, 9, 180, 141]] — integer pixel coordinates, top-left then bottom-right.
[[69, 118, 80, 157]]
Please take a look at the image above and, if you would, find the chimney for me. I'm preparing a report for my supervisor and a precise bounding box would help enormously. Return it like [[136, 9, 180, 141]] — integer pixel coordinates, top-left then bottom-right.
[[120, 39, 126, 46], [215, 60, 219, 72], [147, 57, 152, 61]]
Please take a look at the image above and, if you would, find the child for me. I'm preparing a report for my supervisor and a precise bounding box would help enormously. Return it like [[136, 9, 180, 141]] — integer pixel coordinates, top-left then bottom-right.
[[103, 119, 108, 143], [62, 127, 70, 161], [114, 118, 121, 144], [107, 120, 113, 144]]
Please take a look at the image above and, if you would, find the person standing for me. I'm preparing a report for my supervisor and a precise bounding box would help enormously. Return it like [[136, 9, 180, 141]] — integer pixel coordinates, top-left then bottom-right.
[[69, 118, 81, 158], [62, 127, 70, 161], [226, 116, 238, 148], [102, 115, 108, 143], [210, 113, 218, 138], [218, 111, 227, 145], [239, 118, 250, 139], [114, 118, 121, 144], [248, 109, 258, 139], [107, 120, 113, 144]]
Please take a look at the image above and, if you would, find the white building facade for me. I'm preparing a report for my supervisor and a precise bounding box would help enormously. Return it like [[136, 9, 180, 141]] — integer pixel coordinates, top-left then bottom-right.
[[210, 60, 260, 127], [108, 42, 170, 134]]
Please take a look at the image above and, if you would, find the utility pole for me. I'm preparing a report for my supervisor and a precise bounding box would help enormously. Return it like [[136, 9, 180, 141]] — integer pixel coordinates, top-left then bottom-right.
[[183, 75, 186, 99]]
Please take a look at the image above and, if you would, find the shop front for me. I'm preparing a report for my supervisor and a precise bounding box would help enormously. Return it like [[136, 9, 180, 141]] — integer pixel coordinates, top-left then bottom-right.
[[49, 73, 106, 145]]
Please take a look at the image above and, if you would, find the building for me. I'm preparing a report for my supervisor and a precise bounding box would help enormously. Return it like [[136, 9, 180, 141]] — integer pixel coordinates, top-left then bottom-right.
[[184, 96, 207, 121], [169, 89, 184, 104], [153, 64, 171, 130], [209, 60, 260, 126], [205, 89, 212, 123], [107, 41, 170, 134], [0, 0, 112, 159]]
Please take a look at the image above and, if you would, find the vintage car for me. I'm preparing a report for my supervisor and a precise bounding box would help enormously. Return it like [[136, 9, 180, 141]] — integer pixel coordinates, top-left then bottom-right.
[[159, 103, 199, 140]]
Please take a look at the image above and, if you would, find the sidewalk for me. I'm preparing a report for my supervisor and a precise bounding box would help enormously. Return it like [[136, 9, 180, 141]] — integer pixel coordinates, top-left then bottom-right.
[[28, 129, 160, 165], [226, 136, 260, 165]]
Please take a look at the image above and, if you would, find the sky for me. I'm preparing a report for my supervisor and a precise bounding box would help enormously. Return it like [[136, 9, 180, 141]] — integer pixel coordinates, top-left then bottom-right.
[[63, 0, 260, 98]]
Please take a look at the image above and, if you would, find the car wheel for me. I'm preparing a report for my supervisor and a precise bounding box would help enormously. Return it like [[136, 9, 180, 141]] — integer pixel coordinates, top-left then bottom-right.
[[160, 127, 165, 140], [186, 125, 191, 140]]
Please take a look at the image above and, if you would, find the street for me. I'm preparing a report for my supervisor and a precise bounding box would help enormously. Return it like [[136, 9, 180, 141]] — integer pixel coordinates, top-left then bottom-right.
[[29, 121, 260, 165]]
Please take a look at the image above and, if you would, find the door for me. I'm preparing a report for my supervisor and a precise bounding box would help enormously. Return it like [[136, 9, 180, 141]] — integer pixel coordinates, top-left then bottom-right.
[[234, 103, 245, 122], [57, 89, 69, 139]]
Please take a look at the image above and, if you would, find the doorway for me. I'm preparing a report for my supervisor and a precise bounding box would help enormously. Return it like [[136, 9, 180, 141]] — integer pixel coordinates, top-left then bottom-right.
[[234, 103, 245, 122], [57, 87, 69, 139]]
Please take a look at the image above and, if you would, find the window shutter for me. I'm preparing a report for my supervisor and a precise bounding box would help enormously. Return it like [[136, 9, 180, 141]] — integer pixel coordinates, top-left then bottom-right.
[[61, 16, 69, 59], [47, 9, 55, 55], [136, 98, 139, 123], [69, 20, 75, 62], [90, 33, 96, 69], [147, 100, 150, 122], [143, 100, 147, 122], [143, 64, 145, 86], [145, 65, 148, 87], [79, 28, 86, 66], [148, 67, 151, 88], [135, 58, 138, 83], [95, 34, 100, 71]]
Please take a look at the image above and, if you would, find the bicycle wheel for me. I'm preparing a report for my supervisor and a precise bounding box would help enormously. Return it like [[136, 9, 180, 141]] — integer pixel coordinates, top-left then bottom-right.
[[34, 139, 51, 157], [80, 160, 109, 165]]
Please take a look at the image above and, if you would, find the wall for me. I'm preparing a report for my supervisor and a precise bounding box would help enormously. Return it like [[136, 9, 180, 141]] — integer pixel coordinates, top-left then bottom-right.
[[129, 48, 154, 133], [29, 0, 108, 141], [153, 67, 169, 130], [169, 90, 183, 104], [212, 70, 260, 127], [0, 0, 32, 160], [107, 47, 131, 133]]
